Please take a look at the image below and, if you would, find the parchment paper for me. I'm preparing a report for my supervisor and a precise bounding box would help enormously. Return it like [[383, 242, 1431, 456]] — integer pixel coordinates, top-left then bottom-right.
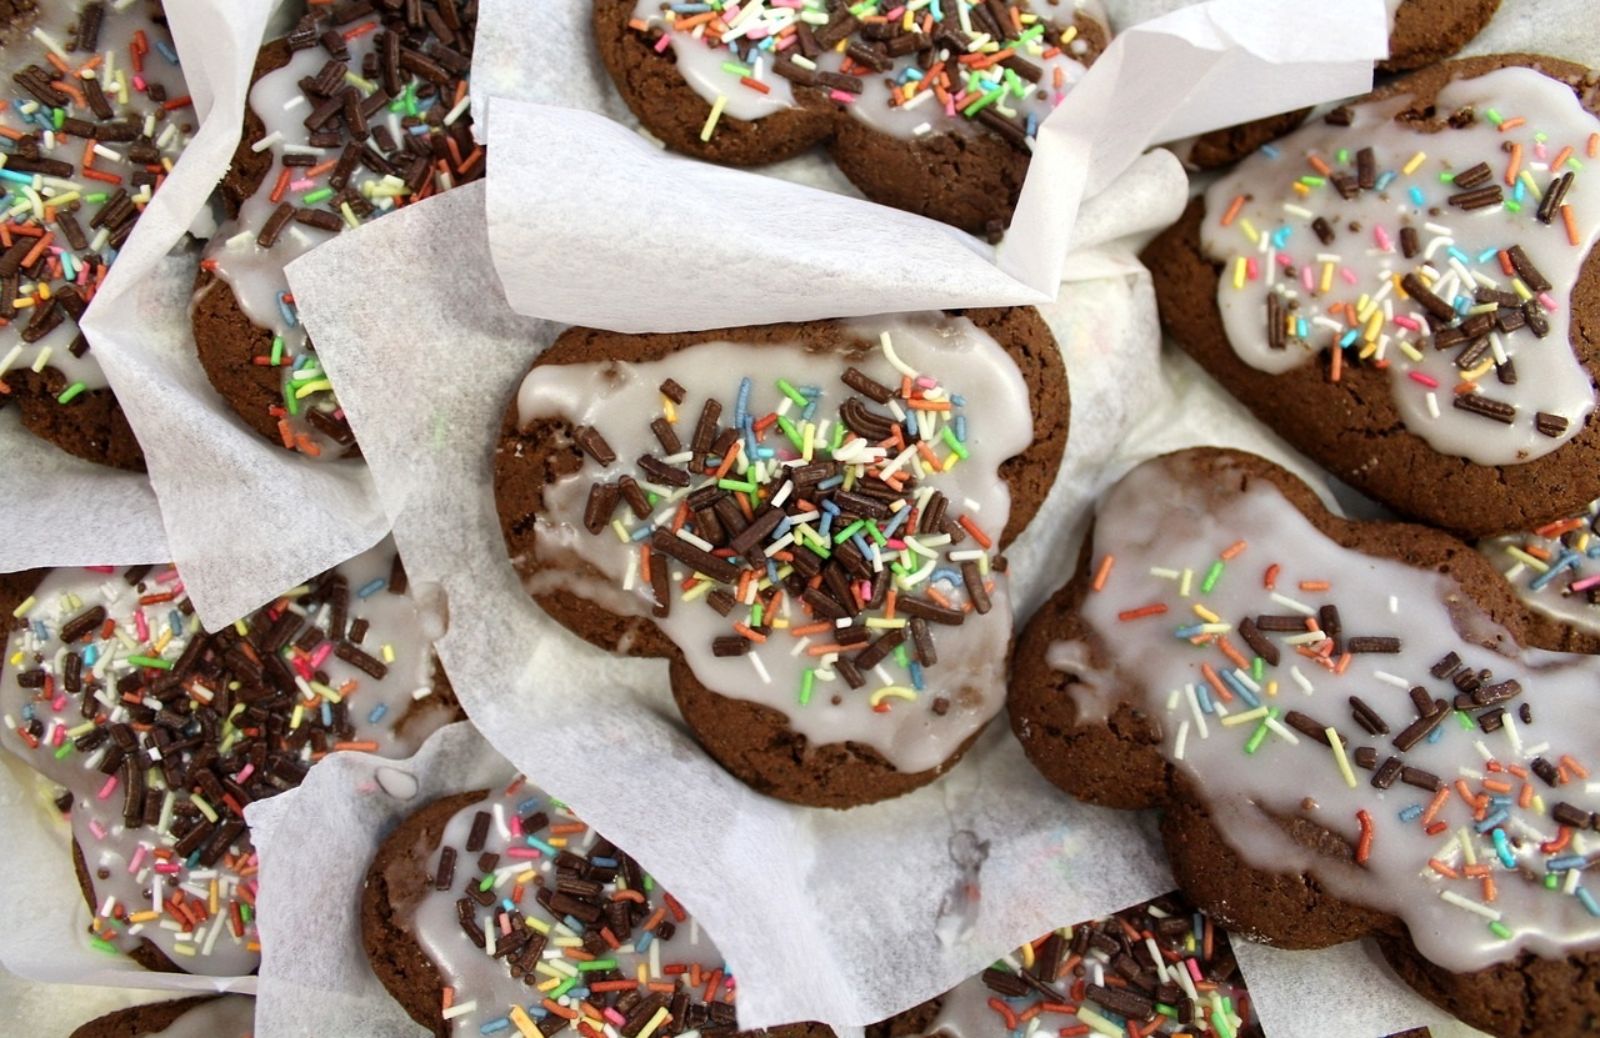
[[476, 0, 1389, 330], [75, 0, 392, 628]]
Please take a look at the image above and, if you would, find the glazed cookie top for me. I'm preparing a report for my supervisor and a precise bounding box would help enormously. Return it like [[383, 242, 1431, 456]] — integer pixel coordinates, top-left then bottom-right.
[[399, 782, 754, 1036], [920, 894, 1255, 1038], [628, 0, 1104, 147], [0, 542, 451, 974], [1050, 452, 1600, 975], [1201, 64, 1600, 467], [1480, 499, 1600, 637], [198, 0, 478, 457], [516, 313, 1033, 776], [0, 1, 193, 394]]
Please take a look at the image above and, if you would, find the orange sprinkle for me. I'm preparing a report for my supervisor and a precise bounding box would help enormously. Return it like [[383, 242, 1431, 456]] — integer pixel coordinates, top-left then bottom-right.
[[1263, 563, 1279, 589], [1541, 827, 1572, 855], [732, 622, 766, 644], [1428, 859, 1460, 879], [1307, 154, 1332, 176], [788, 622, 831, 638], [1117, 603, 1167, 621], [1216, 636, 1249, 670], [1562, 204, 1580, 247], [1355, 809, 1373, 865], [1220, 194, 1246, 227], [1200, 663, 1233, 703], [1590, 132, 1600, 158], [958, 514, 992, 550], [1219, 539, 1247, 560], [1481, 778, 1512, 794], [1298, 580, 1330, 592], [1329, 343, 1343, 382], [1482, 875, 1498, 903], [1421, 786, 1451, 826], [1553, 145, 1574, 173], [1560, 754, 1589, 779], [1091, 554, 1115, 591], [1505, 142, 1523, 186]]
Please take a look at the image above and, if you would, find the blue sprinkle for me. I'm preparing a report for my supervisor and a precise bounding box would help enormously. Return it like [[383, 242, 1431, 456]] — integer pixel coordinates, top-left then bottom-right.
[[1376, 170, 1396, 191], [1475, 809, 1509, 834], [817, 475, 844, 491], [930, 566, 961, 587], [155, 39, 180, 64], [524, 835, 558, 856], [1025, 112, 1037, 140], [1197, 685, 1215, 715], [1513, 181, 1526, 203], [1447, 246, 1470, 264], [1271, 226, 1292, 249], [1579, 887, 1600, 917], [1260, 144, 1281, 159], [357, 578, 386, 598], [1477, 247, 1500, 263], [320, 701, 332, 727], [1221, 669, 1260, 708], [516, 796, 543, 815], [819, 512, 834, 537], [773, 516, 793, 541], [1399, 804, 1423, 823], [1338, 329, 1359, 348], [820, 499, 841, 515], [954, 415, 966, 443], [851, 533, 872, 559], [909, 661, 925, 691], [1530, 551, 1581, 591], [881, 508, 910, 537], [276, 292, 299, 328], [1427, 723, 1445, 744], [1408, 185, 1425, 207], [629, 524, 652, 542], [366, 703, 388, 724], [764, 558, 780, 585], [637, 931, 654, 951], [84, 645, 98, 666], [1492, 827, 1516, 868], [951, 394, 965, 406], [1548, 854, 1588, 871], [1296, 317, 1309, 339], [480, 1017, 511, 1034], [591, 855, 618, 867], [1173, 623, 1206, 638], [735, 377, 752, 427]]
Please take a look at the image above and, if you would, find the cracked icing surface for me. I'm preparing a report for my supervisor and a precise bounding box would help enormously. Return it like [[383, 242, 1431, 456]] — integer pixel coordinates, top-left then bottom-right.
[[515, 313, 1032, 775], [1053, 453, 1600, 975], [0, 541, 450, 973], [1202, 68, 1600, 466]]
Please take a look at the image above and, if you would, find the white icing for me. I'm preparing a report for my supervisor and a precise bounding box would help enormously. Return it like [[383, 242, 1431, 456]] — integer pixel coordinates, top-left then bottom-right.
[[1480, 499, 1600, 637], [1058, 452, 1600, 974], [406, 786, 729, 1035], [144, 995, 256, 1038], [514, 313, 1035, 775], [0, 539, 451, 973], [1202, 68, 1600, 466], [631, 0, 1101, 139], [0, 3, 194, 391]]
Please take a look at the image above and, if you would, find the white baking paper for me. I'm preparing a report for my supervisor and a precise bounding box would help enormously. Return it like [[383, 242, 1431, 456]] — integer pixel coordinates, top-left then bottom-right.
[[75, 0, 392, 629], [476, 0, 1388, 330]]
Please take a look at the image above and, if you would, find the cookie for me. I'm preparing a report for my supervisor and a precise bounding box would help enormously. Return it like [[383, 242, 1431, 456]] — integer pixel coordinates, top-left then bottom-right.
[[597, 0, 1109, 235], [1145, 56, 1600, 539], [1007, 447, 1600, 1038], [0, 1, 198, 470], [0, 540, 460, 974], [362, 782, 834, 1038], [69, 995, 255, 1038], [1477, 498, 1600, 651], [191, 0, 482, 458], [866, 890, 1261, 1038], [493, 309, 1067, 808]]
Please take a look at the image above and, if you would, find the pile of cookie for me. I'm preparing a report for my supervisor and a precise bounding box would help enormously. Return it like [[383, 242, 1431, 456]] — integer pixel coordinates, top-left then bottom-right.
[[3, 0, 1596, 1036]]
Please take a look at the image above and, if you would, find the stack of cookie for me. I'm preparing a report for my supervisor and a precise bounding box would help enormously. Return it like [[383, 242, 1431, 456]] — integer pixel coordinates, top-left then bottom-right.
[[3, 0, 1596, 1036]]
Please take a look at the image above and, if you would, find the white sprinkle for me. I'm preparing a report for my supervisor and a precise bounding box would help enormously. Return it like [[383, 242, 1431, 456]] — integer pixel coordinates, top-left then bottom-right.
[[442, 1001, 479, 1021], [1184, 683, 1208, 740], [1270, 591, 1316, 615], [1265, 716, 1300, 745], [1440, 890, 1501, 921], [1374, 670, 1412, 689], [749, 653, 770, 684], [1290, 666, 1314, 695], [1174, 720, 1191, 761], [251, 130, 283, 154], [1426, 391, 1440, 419]]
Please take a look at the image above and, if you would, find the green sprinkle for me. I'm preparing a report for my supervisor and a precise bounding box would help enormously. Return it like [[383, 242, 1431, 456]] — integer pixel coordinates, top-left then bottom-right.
[[864, 520, 887, 547], [893, 643, 910, 668], [776, 415, 803, 450], [478, 874, 496, 892], [1485, 107, 1503, 125], [281, 377, 299, 417], [721, 61, 752, 76], [799, 668, 815, 706], [833, 519, 866, 544], [961, 88, 1003, 118], [578, 959, 619, 972], [1455, 709, 1475, 731], [1201, 560, 1225, 594], [86, 191, 108, 203], [776, 378, 809, 407], [718, 478, 757, 493], [1013, 24, 1044, 44], [1298, 175, 1326, 187], [89, 937, 121, 955], [51, 107, 64, 130], [1545, 873, 1560, 890], [1251, 656, 1264, 682], [939, 425, 968, 459], [301, 187, 333, 206], [127, 655, 173, 670], [1243, 708, 1275, 755], [829, 422, 845, 452], [1488, 920, 1512, 940], [270, 335, 284, 365], [550, 977, 576, 999], [1440, 171, 1455, 183], [1336, 148, 1349, 164], [56, 381, 87, 404], [54, 743, 72, 760]]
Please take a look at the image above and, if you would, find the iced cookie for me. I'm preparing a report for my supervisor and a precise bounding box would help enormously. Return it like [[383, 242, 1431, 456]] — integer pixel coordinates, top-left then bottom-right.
[[598, 0, 1108, 235], [1180, 0, 1501, 171], [1144, 57, 1600, 538], [1478, 499, 1600, 654], [191, 0, 480, 457], [70, 995, 255, 1038], [0, 539, 458, 975], [867, 890, 1260, 1038], [0, 0, 196, 469], [1008, 448, 1600, 1038], [493, 309, 1066, 808], [363, 780, 832, 1037]]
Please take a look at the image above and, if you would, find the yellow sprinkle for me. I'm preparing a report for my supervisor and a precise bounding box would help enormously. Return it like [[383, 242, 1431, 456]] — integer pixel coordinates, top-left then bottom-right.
[[127, 910, 160, 923], [1266, 680, 1279, 698], [1519, 169, 1543, 202], [1221, 706, 1269, 727], [191, 793, 218, 823], [10, 595, 36, 619], [1319, 261, 1334, 294], [942, 452, 959, 472], [661, 396, 677, 423], [1402, 151, 1427, 175], [1398, 340, 1424, 363], [1060, 25, 1077, 44], [1327, 727, 1358, 788], [523, 914, 551, 934], [1512, 277, 1533, 301], [233, 618, 249, 636], [1192, 603, 1220, 623], [1292, 181, 1310, 197], [209, 877, 219, 915], [611, 519, 630, 544], [700, 95, 728, 142], [1363, 309, 1383, 342], [636, 1007, 673, 1038], [381, 644, 396, 664], [1462, 358, 1495, 382], [1357, 340, 1378, 360], [869, 685, 917, 706], [1232, 256, 1248, 289], [290, 703, 304, 730], [509, 1006, 540, 1038], [1239, 218, 1259, 244], [168, 944, 197, 957]]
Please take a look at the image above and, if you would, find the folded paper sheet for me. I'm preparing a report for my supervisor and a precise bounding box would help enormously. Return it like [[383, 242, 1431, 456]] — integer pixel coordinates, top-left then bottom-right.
[[76, 0, 391, 628], [477, 0, 1388, 330]]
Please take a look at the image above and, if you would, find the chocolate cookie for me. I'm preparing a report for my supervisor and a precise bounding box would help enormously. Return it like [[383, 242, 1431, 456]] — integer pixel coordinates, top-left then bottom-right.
[[363, 785, 834, 1038], [866, 890, 1262, 1038], [192, 1, 482, 457], [1, 542, 460, 975], [69, 995, 255, 1038], [494, 309, 1067, 808], [1008, 447, 1600, 1038], [1145, 56, 1600, 539], [598, 0, 1109, 235], [0, 1, 197, 470]]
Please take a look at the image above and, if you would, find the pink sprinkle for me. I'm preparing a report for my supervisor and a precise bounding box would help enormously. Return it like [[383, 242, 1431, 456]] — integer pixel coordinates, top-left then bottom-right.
[[85, 565, 116, 574], [1394, 315, 1421, 331], [506, 847, 543, 860], [886, 538, 906, 551], [1535, 142, 1549, 161], [1408, 371, 1439, 388], [722, 3, 740, 20], [133, 74, 147, 92], [1186, 958, 1204, 983], [830, 89, 855, 104], [510, 815, 524, 838], [604, 1009, 628, 1028], [50, 693, 66, 712], [1374, 226, 1392, 251], [233, 763, 255, 785], [50, 723, 65, 747], [746, 27, 768, 40], [943, 99, 956, 118], [653, 35, 671, 53], [96, 775, 119, 800], [1246, 256, 1259, 281], [1276, 252, 1294, 268], [1538, 291, 1559, 312], [1571, 574, 1600, 592], [775, 33, 795, 50], [134, 608, 149, 642], [89, 818, 107, 839], [884, 4, 905, 16], [290, 178, 315, 192], [500, 912, 513, 935], [1300, 266, 1314, 292], [154, 862, 181, 875], [1340, 267, 1357, 285], [128, 846, 147, 874], [157, 568, 181, 586], [915, 375, 938, 388], [308, 642, 333, 669]]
